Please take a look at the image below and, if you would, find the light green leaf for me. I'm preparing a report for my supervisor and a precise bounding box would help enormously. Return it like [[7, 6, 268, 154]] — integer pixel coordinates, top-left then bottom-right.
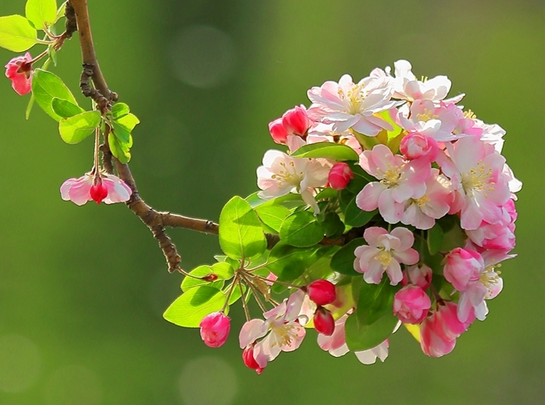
[[59, 111, 101, 144], [51, 97, 84, 118], [0, 15, 37, 52], [25, 0, 57, 29], [279, 211, 324, 247], [32, 69, 78, 121], [111, 102, 130, 119], [290, 142, 359, 161], [219, 196, 267, 260], [25, 93, 35, 120], [163, 286, 225, 328], [108, 133, 131, 163], [255, 205, 290, 233], [181, 265, 226, 292]]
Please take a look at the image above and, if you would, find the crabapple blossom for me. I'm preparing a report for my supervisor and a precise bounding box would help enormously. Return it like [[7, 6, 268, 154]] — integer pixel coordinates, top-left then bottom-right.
[[354, 227, 419, 285], [60, 171, 132, 206], [328, 162, 354, 190], [403, 264, 432, 290], [268, 105, 311, 144], [356, 144, 430, 224], [439, 136, 511, 230], [307, 72, 398, 136], [239, 291, 306, 369], [393, 285, 431, 324], [256, 149, 329, 213], [443, 248, 485, 292], [199, 312, 231, 348], [242, 344, 264, 374], [306, 279, 337, 306], [399, 131, 439, 162], [5, 52, 33, 95]]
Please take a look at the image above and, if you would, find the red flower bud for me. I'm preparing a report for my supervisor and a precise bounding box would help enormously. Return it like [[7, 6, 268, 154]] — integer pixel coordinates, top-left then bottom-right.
[[281, 105, 310, 136], [307, 279, 336, 306], [328, 162, 354, 190], [313, 307, 335, 336], [242, 345, 264, 374], [268, 118, 289, 144], [90, 184, 108, 204], [199, 312, 230, 348]]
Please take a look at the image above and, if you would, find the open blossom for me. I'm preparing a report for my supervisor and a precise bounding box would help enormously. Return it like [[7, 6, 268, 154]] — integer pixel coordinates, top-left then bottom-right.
[[239, 291, 306, 370], [5, 52, 33, 95], [60, 171, 132, 206], [256, 149, 329, 213], [354, 227, 419, 285], [356, 144, 431, 224], [439, 136, 511, 230], [307, 72, 398, 136]]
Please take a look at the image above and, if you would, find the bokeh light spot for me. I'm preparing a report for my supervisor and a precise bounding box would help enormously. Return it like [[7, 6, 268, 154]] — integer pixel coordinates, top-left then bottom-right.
[[0, 334, 41, 393]]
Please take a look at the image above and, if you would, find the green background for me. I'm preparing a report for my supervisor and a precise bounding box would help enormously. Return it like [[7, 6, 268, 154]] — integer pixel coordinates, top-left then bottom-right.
[[0, 0, 543, 404]]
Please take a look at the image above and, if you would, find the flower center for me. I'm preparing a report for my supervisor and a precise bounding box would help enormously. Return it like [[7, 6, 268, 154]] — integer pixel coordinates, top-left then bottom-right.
[[375, 249, 393, 269], [270, 322, 297, 348], [379, 164, 404, 188], [461, 161, 493, 198], [413, 194, 430, 207], [338, 83, 366, 115], [271, 161, 304, 189]]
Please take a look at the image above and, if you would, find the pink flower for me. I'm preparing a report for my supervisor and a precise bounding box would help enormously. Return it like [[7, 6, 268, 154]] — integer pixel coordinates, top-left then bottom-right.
[[403, 264, 432, 290], [399, 131, 438, 162], [268, 105, 311, 144], [443, 248, 484, 292], [60, 171, 132, 206], [328, 162, 354, 190], [393, 285, 431, 324], [354, 227, 419, 285], [306, 279, 337, 306], [199, 312, 231, 348], [356, 144, 431, 224], [5, 52, 33, 95], [307, 72, 398, 136], [313, 307, 335, 336], [239, 291, 306, 369]]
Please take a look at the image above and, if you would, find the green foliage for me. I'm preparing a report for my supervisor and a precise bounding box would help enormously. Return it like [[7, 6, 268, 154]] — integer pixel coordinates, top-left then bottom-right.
[[107, 103, 139, 163], [181, 262, 234, 292], [279, 211, 324, 247], [31, 69, 78, 121], [344, 310, 398, 352], [330, 238, 364, 276], [25, 0, 57, 29], [0, 14, 37, 52], [254, 204, 291, 233], [58, 110, 101, 144], [219, 196, 267, 261], [51, 97, 84, 118], [163, 286, 225, 328], [290, 142, 359, 161]]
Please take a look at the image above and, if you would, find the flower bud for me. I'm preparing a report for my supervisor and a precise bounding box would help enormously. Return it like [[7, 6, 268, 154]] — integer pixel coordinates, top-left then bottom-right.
[[313, 307, 335, 336], [399, 132, 438, 162], [90, 183, 108, 204], [328, 162, 354, 190], [199, 311, 230, 348], [393, 285, 431, 324], [5, 52, 33, 95], [268, 118, 289, 144], [307, 279, 336, 306], [281, 105, 310, 136], [242, 345, 264, 374]]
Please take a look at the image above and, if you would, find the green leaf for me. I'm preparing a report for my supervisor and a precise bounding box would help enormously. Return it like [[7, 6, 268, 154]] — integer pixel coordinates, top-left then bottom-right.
[[163, 286, 225, 328], [58, 111, 101, 144], [0, 15, 37, 52], [255, 204, 290, 233], [427, 223, 444, 255], [279, 211, 324, 247], [290, 142, 359, 161], [219, 196, 267, 260], [51, 97, 84, 118], [25, 93, 35, 120], [181, 264, 230, 292], [266, 243, 315, 283], [345, 311, 398, 352], [111, 102, 130, 119], [32, 69, 78, 121], [330, 238, 365, 276], [108, 133, 132, 163], [321, 212, 345, 239], [343, 193, 377, 227], [25, 0, 57, 29], [355, 278, 397, 326]]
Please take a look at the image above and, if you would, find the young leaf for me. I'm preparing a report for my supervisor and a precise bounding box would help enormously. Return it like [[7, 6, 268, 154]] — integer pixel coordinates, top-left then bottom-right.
[[254, 204, 290, 233], [290, 142, 359, 161], [111, 102, 130, 119], [163, 286, 225, 328], [25, 0, 58, 30], [108, 133, 132, 163], [0, 15, 37, 52], [330, 238, 365, 276], [32, 69, 78, 121], [219, 196, 267, 261], [344, 310, 398, 352], [181, 265, 226, 292], [58, 111, 101, 144], [52, 97, 84, 118], [279, 211, 324, 247]]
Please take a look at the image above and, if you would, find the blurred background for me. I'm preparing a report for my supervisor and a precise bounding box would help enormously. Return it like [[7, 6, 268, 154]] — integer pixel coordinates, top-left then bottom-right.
[[0, 0, 543, 404]]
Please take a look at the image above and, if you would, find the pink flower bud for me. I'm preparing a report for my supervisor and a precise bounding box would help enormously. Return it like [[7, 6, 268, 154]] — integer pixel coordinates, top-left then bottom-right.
[[443, 248, 484, 291], [328, 162, 354, 190], [405, 264, 432, 290], [313, 307, 335, 336], [242, 345, 264, 374], [400, 132, 438, 162], [393, 285, 431, 324], [307, 279, 337, 306], [5, 52, 33, 96], [90, 184, 108, 204], [199, 312, 230, 348], [268, 118, 289, 144], [281, 105, 310, 136]]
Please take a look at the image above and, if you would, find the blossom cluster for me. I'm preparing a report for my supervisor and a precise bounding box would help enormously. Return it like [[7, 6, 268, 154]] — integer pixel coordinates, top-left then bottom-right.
[[231, 59, 520, 371]]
